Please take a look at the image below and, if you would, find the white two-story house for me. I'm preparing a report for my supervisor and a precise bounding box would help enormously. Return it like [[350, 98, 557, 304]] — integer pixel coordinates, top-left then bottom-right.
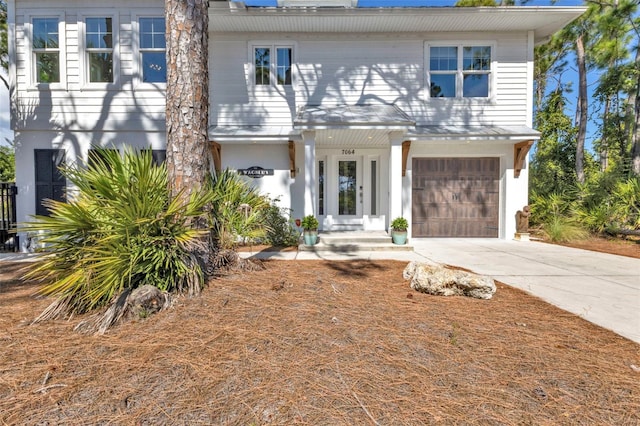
[[7, 0, 584, 249]]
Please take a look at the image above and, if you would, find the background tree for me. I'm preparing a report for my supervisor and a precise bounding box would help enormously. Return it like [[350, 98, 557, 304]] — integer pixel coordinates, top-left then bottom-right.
[[0, 0, 7, 89], [0, 143, 14, 181], [530, 0, 640, 238], [165, 0, 211, 261]]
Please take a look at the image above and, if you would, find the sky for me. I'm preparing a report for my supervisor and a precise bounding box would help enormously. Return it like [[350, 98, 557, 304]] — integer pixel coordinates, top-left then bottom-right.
[[0, 0, 589, 150]]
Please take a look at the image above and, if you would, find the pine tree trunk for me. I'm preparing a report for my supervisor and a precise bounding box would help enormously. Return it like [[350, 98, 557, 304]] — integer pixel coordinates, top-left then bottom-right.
[[600, 95, 610, 172], [165, 0, 210, 201], [631, 44, 640, 176], [575, 34, 588, 184], [165, 0, 211, 260]]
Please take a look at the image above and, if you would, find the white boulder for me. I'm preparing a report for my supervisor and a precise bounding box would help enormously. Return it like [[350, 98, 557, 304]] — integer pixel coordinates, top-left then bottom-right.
[[403, 261, 496, 300]]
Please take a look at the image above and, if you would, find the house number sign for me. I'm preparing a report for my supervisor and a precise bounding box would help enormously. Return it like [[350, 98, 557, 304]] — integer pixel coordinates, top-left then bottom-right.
[[342, 149, 356, 155], [238, 166, 274, 179]]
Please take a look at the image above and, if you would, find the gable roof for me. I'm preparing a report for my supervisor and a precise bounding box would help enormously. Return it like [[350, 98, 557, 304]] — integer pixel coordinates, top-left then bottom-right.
[[212, 2, 586, 45]]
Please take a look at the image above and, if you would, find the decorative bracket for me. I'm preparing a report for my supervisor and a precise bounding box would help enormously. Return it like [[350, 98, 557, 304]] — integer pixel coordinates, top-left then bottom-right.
[[402, 140, 411, 177], [209, 141, 222, 174], [514, 140, 534, 178], [289, 141, 296, 178]]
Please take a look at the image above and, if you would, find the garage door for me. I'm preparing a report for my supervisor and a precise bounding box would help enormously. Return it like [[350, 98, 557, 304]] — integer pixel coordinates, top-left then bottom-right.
[[412, 158, 499, 238]]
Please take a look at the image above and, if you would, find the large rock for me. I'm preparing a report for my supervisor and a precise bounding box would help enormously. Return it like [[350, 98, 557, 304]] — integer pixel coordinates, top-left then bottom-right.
[[403, 261, 496, 299]]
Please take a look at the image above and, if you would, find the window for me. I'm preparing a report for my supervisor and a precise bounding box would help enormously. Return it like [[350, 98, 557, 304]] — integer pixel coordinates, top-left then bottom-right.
[[252, 44, 293, 86], [318, 159, 325, 216], [85, 17, 114, 83], [79, 13, 118, 87], [32, 18, 60, 84], [139, 17, 166, 83], [35, 149, 66, 216], [428, 44, 492, 99], [370, 160, 377, 216]]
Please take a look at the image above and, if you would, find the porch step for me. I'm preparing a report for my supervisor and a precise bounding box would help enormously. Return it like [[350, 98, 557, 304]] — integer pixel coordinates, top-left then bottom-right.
[[298, 231, 413, 252]]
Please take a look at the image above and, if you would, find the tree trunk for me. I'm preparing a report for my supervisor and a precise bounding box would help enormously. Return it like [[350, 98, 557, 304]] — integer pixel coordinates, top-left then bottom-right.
[[575, 33, 588, 184], [631, 43, 640, 176], [165, 0, 210, 202], [600, 94, 610, 172], [165, 0, 211, 265]]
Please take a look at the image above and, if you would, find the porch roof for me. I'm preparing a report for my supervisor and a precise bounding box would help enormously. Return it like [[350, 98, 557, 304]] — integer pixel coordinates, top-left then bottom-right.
[[294, 104, 416, 130], [407, 125, 540, 142], [208, 125, 297, 143], [208, 120, 540, 145]]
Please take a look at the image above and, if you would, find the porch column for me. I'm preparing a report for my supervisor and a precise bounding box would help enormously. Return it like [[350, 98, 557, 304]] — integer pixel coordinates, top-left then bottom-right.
[[389, 134, 404, 225], [303, 131, 317, 217]]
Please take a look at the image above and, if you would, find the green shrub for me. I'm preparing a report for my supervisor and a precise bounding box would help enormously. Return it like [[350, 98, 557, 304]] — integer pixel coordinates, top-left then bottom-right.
[[610, 178, 640, 230], [21, 148, 212, 317], [207, 169, 269, 249], [260, 199, 299, 247], [301, 214, 319, 231], [391, 216, 408, 231], [542, 216, 589, 243]]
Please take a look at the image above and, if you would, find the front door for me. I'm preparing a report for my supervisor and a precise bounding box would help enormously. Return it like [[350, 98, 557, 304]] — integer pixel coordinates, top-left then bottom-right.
[[317, 149, 385, 231], [337, 158, 362, 219]]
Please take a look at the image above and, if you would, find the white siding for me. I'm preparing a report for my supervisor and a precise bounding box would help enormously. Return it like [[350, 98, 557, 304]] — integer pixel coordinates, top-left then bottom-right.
[[13, 0, 166, 134], [210, 32, 530, 128]]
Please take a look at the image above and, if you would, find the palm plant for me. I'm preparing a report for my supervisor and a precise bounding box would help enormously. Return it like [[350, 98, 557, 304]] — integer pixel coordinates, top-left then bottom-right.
[[22, 148, 213, 321], [207, 169, 269, 249], [530, 191, 588, 242], [610, 178, 640, 230]]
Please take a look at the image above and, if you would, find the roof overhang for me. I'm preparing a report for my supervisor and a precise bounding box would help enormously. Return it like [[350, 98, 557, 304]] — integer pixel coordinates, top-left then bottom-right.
[[209, 125, 298, 143], [407, 125, 540, 143], [214, 2, 586, 45], [294, 104, 416, 130]]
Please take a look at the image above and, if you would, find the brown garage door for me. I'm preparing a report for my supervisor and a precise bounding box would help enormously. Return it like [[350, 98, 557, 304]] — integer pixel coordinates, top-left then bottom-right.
[[412, 157, 499, 238]]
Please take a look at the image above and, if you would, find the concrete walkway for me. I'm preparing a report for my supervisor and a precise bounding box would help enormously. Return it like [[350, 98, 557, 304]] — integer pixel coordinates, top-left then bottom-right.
[[2, 239, 639, 344], [237, 239, 640, 344]]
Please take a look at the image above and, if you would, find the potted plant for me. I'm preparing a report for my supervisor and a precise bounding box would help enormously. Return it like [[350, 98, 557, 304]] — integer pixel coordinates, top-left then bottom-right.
[[301, 214, 319, 245], [390, 217, 408, 245]]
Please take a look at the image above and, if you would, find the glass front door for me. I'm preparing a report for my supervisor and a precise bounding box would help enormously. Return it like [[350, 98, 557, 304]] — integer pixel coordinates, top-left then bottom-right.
[[337, 159, 361, 218]]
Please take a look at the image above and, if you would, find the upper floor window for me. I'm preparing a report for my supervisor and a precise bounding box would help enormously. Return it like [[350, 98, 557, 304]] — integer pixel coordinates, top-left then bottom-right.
[[85, 17, 114, 83], [79, 13, 118, 88], [139, 17, 166, 83], [253, 44, 293, 87], [428, 44, 492, 99], [32, 18, 60, 84]]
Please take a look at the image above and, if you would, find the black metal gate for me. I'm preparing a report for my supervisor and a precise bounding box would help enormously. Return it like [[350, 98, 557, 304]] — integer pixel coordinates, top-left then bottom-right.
[[0, 182, 19, 252]]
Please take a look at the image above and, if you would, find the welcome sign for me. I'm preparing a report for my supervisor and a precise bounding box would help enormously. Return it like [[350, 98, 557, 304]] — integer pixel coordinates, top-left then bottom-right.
[[238, 166, 274, 179]]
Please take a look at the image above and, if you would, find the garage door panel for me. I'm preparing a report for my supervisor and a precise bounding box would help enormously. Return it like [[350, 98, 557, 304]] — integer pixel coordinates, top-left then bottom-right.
[[412, 157, 499, 238]]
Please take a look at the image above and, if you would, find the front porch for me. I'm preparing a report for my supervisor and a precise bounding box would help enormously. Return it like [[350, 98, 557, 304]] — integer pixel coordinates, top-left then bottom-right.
[[298, 230, 413, 252]]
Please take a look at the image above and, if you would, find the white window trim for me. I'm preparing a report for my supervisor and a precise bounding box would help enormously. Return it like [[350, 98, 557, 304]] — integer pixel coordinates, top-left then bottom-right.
[[425, 41, 496, 102], [25, 11, 67, 91], [248, 41, 296, 90], [78, 11, 120, 90], [131, 11, 166, 90]]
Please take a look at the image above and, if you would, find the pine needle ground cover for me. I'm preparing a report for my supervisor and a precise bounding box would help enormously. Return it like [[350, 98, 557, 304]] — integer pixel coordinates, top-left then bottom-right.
[[1, 260, 638, 425]]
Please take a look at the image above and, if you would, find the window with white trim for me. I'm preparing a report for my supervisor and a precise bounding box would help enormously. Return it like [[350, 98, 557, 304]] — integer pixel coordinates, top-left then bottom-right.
[[139, 17, 166, 83], [32, 17, 60, 83], [85, 17, 114, 83], [79, 13, 118, 87], [252, 44, 293, 87], [428, 44, 492, 99]]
